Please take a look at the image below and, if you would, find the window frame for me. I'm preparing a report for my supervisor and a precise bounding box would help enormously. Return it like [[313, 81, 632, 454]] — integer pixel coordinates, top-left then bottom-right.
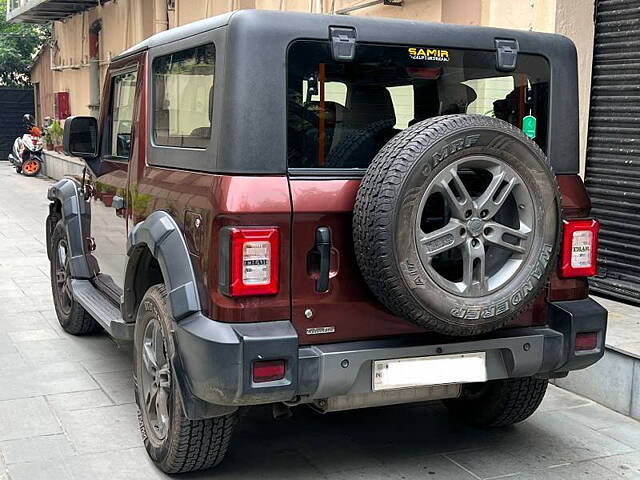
[[152, 43, 215, 149], [101, 65, 139, 163], [285, 40, 551, 178], [147, 28, 223, 173]]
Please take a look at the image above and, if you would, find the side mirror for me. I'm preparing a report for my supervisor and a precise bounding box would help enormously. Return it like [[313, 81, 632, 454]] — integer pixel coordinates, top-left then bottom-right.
[[63, 116, 98, 158]]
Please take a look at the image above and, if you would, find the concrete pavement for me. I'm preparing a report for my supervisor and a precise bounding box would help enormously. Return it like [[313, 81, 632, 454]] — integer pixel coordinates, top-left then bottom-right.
[[0, 162, 639, 479]]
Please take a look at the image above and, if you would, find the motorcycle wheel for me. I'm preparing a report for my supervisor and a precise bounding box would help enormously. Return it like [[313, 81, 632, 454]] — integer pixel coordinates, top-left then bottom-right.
[[22, 158, 41, 177]]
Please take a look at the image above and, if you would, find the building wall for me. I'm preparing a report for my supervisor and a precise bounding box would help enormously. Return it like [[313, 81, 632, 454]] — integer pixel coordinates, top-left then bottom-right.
[[30, 44, 54, 125], [555, 0, 595, 175], [31, 0, 595, 171]]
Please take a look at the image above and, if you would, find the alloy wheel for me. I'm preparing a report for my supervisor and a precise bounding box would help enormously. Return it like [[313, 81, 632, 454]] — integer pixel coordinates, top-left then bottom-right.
[[54, 240, 73, 315], [415, 156, 535, 297], [141, 318, 171, 441], [23, 159, 40, 175]]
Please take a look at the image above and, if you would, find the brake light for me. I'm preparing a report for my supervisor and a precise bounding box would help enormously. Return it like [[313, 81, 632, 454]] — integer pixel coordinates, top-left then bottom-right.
[[252, 359, 285, 383], [560, 219, 599, 278], [221, 227, 279, 296]]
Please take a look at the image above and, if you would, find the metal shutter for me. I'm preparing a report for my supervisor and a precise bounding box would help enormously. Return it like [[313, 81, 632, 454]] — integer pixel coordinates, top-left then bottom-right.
[[586, 0, 640, 303], [0, 88, 34, 159]]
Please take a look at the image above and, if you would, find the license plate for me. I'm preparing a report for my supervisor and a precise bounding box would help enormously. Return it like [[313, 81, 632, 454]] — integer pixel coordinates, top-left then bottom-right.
[[372, 352, 487, 391]]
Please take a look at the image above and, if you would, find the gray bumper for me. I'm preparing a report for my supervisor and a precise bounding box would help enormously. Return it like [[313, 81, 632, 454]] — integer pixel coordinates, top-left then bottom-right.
[[173, 298, 607, 418]]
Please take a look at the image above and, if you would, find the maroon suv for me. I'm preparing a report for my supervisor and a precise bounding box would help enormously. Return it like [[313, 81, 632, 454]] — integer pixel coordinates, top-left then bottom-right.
[[47, 10, 607, 474]]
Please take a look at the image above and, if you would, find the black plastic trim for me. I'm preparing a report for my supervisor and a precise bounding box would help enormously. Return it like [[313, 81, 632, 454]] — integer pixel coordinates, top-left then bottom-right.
[[548, 298, 608, 372], [171, 297, 606, 417], [47, 179, 96, 279], [127, 211, 201, 321]]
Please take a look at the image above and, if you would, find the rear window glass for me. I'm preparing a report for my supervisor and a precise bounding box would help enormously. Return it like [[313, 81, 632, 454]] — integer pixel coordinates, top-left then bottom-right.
[[153, 44, 215, 149], [287, 41, 550, 170]]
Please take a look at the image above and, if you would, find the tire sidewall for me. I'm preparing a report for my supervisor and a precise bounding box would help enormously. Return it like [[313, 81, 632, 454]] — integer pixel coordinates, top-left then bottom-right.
[[392, 120, 560, 332], [133, 285, 180, 465], [50, 221, 73, 325]]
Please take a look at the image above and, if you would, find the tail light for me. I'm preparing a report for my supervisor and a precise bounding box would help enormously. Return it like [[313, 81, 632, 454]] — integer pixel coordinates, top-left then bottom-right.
[[220, 227, 279, 296], [252, 359, 285, 383], [575, 332, 598, 351], [559, 219, 599, 278]]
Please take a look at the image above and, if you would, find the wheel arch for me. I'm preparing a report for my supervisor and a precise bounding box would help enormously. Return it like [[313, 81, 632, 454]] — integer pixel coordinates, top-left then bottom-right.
[[46, 178, 95, 278], [125, 211, 201, 323]]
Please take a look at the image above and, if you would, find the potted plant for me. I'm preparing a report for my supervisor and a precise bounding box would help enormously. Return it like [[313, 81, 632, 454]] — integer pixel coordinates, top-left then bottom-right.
[[49, 120, 64, 153], [43, 129, 54, 150]]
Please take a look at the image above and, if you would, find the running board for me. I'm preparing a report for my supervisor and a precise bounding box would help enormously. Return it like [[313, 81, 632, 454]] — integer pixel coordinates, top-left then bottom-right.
[[71, 279, 135, 340]]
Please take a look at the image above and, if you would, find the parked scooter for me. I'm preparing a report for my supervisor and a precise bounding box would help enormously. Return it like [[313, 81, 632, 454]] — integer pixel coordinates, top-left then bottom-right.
[[9, 114, 44, 176]]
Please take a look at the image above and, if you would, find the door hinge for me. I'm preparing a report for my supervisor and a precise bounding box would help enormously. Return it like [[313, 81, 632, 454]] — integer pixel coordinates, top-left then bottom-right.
[[495, 38, 519, 72], [329, 26, 357, 62]]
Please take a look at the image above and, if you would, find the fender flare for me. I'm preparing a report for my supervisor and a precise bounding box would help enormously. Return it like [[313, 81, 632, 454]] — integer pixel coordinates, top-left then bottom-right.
[[126, 211, 201, 322], [47, 179, 94, 279]]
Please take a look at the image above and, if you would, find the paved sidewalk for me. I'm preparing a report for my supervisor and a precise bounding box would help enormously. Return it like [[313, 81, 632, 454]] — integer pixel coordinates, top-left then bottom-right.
[[595, 296, 640, 359], [0, 162, 639, 480]]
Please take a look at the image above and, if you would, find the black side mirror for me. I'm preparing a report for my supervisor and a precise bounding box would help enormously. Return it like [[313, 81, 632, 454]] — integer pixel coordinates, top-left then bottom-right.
[[63, 116, 98, 158]]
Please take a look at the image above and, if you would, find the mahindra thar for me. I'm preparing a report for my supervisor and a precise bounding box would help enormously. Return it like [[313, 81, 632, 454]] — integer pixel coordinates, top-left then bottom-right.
[[47, 9, 607, 474]]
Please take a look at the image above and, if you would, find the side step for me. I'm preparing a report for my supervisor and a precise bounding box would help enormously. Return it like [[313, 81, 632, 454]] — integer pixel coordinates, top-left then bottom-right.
[[71, 279, 135, 341]]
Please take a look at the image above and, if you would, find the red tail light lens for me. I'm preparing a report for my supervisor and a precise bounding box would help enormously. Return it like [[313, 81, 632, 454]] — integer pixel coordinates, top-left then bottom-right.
[[575, 332, 598, 351], [560, 219, 599, 278], [221, 227, 279, 296], [252, 360, 286, 383]]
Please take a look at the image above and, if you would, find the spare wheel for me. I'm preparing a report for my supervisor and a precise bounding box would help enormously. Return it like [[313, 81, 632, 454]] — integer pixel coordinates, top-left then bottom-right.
[[353, 114, 561, 336]]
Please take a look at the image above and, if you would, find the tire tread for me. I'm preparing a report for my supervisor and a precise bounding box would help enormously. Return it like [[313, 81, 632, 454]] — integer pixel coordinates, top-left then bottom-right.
[[445, 377, 548, 428], [136, 285, 237, 474], [353, 114, 560, 336]]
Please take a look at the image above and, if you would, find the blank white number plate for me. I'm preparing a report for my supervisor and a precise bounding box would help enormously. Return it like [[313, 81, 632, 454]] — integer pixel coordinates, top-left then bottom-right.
[[372, 352, 487, 391]]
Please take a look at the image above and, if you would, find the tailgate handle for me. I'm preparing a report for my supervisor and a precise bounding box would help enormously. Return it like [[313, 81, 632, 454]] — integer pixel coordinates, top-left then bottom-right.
[[315, 227, 332, 292]]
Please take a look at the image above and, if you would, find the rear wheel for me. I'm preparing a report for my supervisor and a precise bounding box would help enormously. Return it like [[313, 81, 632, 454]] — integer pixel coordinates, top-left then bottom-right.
[[49, 221, 101, 335], [134, 284, 237, 474], [22, 158, 41, 176], [444, 377, 548, 427]]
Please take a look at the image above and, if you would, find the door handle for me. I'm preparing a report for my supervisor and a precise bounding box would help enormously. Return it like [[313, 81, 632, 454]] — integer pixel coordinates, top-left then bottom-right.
[[315, 227, 331, 293]]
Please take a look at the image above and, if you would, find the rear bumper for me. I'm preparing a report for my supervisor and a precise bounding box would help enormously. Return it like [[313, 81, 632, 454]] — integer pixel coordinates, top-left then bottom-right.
[[173, 298, 607, 418]]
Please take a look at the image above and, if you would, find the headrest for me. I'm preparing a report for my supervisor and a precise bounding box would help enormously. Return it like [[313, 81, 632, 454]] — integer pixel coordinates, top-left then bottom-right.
[[438, 83, 477, 115], [346, 85, 396, 128]]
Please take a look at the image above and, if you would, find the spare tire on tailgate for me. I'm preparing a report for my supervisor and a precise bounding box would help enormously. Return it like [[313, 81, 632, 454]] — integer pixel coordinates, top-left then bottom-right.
[[353, 115, 561, 336]]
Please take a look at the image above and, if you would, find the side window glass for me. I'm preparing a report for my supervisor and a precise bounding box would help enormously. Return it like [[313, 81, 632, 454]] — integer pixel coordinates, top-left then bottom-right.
[[153, 44, 215, 149], [110, 71, 138, 159]]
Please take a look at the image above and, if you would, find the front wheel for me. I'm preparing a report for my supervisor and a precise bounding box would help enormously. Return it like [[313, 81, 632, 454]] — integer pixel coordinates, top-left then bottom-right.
[[49, 221, 101, 335], [22, 157, 42, 176], [444, 377, 548, 427], [134, 284, 237, 474]]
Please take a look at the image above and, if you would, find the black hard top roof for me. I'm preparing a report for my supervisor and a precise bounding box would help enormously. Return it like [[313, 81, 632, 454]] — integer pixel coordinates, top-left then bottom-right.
[[114, 9, 574, 61], [115, 9, 579, 175]]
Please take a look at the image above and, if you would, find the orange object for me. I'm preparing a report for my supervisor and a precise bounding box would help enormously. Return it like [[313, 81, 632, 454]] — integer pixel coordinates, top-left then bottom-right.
[[23, 159, 40, 175]]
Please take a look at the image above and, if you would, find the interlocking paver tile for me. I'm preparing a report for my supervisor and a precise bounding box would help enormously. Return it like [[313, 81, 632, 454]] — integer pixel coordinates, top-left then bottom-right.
[[0, 396, 61, 441]]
